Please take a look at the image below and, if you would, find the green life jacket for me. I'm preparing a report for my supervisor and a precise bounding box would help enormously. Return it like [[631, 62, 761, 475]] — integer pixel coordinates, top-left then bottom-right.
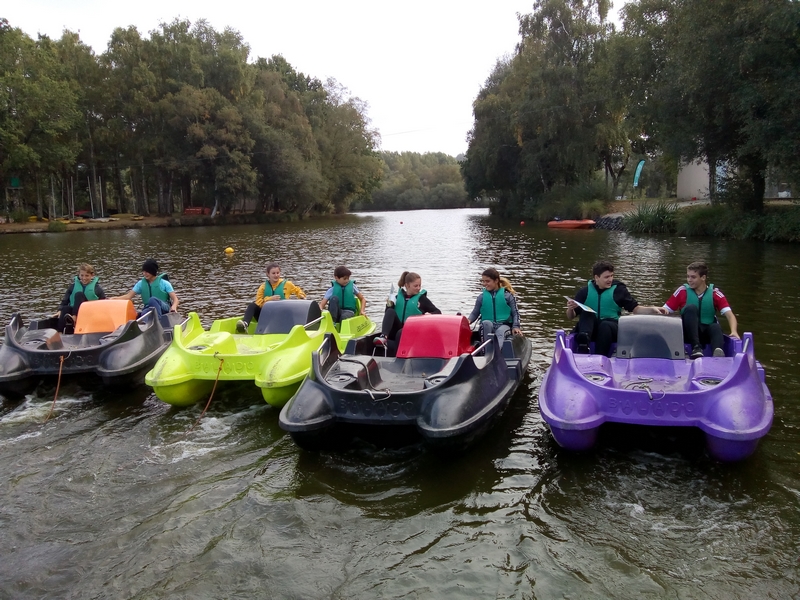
[[69, 276, 99, 307], [682, 283, 717, 325], [141, 274, 170, 304], [480, 288, 512, 323], [585, 281, 621, 321], [395, 289, 426, 323], [332, 279, 357, 312], [264, 279, 287, 299]]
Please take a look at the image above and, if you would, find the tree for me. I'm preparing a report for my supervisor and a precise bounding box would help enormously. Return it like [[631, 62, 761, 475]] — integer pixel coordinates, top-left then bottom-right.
[[0, 21, 80, 217]]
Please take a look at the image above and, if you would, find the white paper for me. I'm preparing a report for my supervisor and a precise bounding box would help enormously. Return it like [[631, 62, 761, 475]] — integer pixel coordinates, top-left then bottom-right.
[[564, 295, 596, 313]]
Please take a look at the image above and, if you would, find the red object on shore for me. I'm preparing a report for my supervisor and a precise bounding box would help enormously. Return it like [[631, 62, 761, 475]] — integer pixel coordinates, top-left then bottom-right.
[[520, 221, 525, 226], [183, 207, 211, 215], [547, 219, 595, 229]]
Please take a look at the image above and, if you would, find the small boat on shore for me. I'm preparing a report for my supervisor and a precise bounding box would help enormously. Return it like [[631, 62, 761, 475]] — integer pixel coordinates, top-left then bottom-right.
[[145, 300, 376, 408], [538, 315, 773, 461], [547, 219, 595, 229], [279, 314, 532, 452], [0, 299, 182, 398]]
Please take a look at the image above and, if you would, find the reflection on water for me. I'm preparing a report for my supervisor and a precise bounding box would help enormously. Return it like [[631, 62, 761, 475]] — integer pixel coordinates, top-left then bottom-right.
[[1, 209, 798, 598]]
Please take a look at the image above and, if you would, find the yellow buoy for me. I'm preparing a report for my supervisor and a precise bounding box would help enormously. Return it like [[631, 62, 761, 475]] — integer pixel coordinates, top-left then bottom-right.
[[225, 247, 234, 254]]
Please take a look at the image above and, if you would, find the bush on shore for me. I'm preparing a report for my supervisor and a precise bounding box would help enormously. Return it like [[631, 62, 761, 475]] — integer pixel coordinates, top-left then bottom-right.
[[526, 180, 611, 221], [621, 201, 678, 233], [47, 220, 67, 233], [676, 204, 800, 242], [620, 202, 800, 242]]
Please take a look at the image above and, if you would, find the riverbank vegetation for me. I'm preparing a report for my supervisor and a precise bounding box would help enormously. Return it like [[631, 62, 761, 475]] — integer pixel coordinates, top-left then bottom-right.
[[0, 18, 382, 219], [353, 152, 477, 211], [621, 202, 800, 243], [463, 0, 800, 232]]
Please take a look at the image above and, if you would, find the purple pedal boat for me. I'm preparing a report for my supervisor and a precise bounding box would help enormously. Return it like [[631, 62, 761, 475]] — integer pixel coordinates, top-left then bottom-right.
[[538, 315, 773, 461]]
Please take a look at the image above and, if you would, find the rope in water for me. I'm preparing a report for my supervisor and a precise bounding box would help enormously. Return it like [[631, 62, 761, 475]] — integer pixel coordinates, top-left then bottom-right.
[[186, 353, 225, 433], [44, 355, 65, 423]]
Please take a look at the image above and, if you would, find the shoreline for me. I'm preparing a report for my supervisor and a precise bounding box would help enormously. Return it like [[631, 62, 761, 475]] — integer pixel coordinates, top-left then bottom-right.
[[0, 211, 319, 235]]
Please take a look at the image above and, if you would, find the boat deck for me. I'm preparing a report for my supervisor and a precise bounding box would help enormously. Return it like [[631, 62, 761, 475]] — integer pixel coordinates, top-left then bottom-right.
[[323, 355, 487, 392]]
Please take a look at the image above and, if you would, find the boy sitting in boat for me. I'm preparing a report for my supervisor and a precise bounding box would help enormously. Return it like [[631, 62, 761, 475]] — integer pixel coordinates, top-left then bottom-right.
[[114, 259, 179, 317], [565, 260, 666, 356], [318, 266, 367, 324], [466, 268, 522, 342], [661, 261, 739, 359], [237, 262, 306, 332], [54, 263, 106, 333]]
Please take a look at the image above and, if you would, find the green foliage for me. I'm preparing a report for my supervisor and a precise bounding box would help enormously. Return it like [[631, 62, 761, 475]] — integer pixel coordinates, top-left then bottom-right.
[[0, 19, 380, 218], [621, 201, 678, 234], [47, 220, 67, 232], [676, 204, 800, 242], [354, 152, 470, 211], [463, 0, 800, 228], [524, 179, 610, 221]]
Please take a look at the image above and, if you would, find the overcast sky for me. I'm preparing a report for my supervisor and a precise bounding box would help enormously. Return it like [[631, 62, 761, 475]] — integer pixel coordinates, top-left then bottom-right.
[[3, 1, 548, 157]]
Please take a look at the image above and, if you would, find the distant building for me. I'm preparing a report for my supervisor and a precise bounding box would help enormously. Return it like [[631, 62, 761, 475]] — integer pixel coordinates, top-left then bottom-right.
[[677, 159, 709, 200], [678, 159, 791, 200]]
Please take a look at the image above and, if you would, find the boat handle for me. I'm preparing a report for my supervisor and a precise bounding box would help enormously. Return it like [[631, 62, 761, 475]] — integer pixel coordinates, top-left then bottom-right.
[[558, 335, 567, 349], [742, 337, 750, 353], [303, 316, 324, 329], [471, 338, 494, 356]]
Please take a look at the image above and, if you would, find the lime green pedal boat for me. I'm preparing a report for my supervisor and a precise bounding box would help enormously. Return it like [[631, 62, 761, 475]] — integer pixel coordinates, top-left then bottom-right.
[[145, 300, 376, 408]]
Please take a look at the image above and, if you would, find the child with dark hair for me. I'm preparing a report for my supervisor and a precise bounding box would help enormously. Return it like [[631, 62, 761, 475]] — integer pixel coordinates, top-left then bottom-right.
[[114, 259, 178, 317], [566, 260, 665, 356], [237, 263, 306, 332], [378, 271, 441, 355], [661, 261, 739, 358], [318, 266, 367, 323], [466, 267, 522, 343]]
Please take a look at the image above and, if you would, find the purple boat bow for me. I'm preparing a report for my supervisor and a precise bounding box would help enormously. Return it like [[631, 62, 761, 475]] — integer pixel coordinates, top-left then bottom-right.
[[538, 314, 773, 461]]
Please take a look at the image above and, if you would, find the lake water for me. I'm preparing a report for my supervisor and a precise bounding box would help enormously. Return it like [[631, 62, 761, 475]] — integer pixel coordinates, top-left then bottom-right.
[[1, 209, 798, 598]]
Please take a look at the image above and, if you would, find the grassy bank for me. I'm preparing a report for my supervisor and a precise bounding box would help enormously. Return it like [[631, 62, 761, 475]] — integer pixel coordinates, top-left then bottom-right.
[[621, 202, 800, 243]]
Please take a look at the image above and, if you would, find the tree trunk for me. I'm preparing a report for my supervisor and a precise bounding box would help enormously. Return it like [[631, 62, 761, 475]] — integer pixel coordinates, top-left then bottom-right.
[[140, 159, 150, 216], [182, 175, 192, 209], [741, 154, 766, 213], [708, 155, 718, 205], [50, 174, 56, 219], [167, 172, 174, 214], [87, 119, 99, 212], [157, 170, 166, 215], [35, 174, 43, 220], [113, 160, 125, 214]]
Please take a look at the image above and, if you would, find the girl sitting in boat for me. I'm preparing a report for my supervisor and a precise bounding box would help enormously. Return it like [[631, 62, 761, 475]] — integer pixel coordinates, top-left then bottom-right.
[[466, 268, 522, 343], [378, 271, 441, 355], [237, 262, 306, 332]]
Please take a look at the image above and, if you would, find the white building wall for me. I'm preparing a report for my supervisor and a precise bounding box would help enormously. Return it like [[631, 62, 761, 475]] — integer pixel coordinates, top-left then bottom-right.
[[677, 160, 709, 200]]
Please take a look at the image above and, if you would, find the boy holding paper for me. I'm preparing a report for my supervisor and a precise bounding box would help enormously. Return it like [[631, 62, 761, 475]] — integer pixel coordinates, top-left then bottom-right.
[[566, 260, 666, 356]]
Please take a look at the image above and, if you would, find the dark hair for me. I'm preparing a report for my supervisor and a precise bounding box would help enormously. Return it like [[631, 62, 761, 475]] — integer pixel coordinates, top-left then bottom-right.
[[591, 260, 614, 278], [398, 271, 421, 287], [142, 259, 159, 276], [482, 267, 500, 282], [334, 265, 351, 279], [687, 261, 708, 278], [265, 262, 281, 274], [482, 267, 516, 294]]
